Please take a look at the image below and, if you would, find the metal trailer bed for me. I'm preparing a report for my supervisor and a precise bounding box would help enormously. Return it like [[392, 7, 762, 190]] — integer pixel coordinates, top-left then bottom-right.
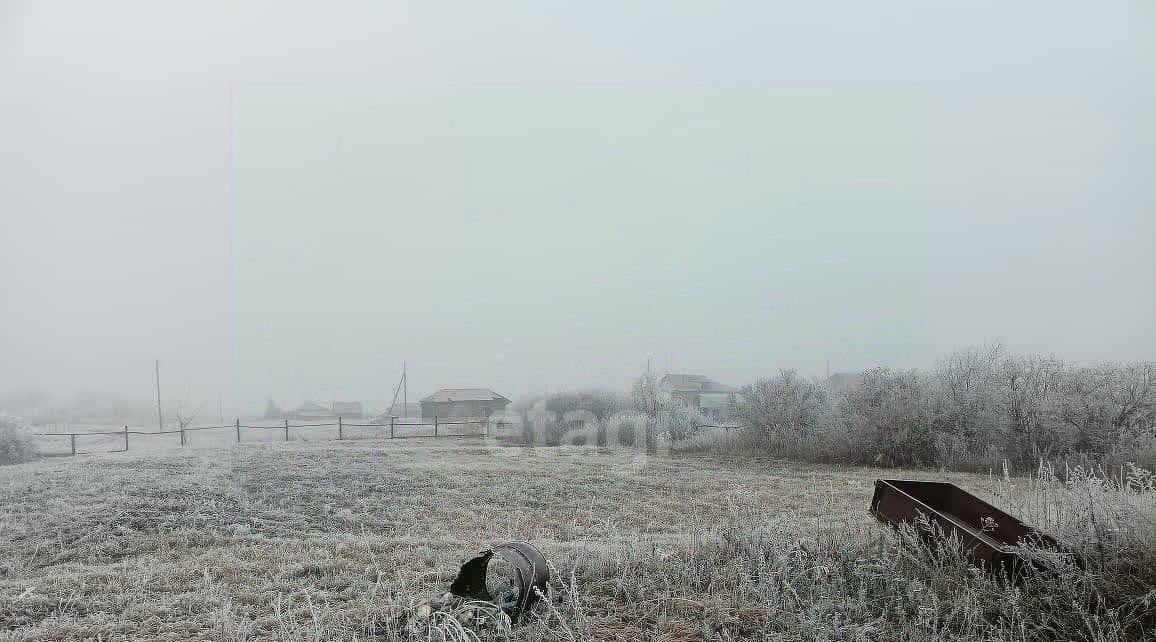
[[870, 479, 1063, 576]]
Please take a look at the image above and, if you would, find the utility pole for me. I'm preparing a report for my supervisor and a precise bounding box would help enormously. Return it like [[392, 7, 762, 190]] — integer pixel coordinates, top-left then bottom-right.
[[155, 360, 163, 431], [387, 362, 407, 419]]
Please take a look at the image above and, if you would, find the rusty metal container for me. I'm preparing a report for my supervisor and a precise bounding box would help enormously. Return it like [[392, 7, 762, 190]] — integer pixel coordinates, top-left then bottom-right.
[[870, 479, 1061, 575]]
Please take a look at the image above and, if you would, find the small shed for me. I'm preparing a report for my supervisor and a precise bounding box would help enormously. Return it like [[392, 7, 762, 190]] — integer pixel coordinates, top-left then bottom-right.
[[420, 388, 511, 419]]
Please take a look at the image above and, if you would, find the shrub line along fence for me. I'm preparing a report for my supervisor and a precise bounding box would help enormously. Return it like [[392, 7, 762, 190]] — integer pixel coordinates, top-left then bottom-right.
[[35, 415, 492, 456]]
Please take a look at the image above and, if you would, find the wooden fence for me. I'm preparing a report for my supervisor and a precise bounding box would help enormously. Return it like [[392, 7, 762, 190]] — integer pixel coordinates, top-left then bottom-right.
[[35, 416, 492, 456]]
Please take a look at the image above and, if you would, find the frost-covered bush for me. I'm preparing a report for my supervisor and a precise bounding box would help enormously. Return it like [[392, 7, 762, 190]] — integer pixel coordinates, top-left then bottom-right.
[[839, 368, 948, 467], [736, 370, 832, 438], [934, 343, 1003, 450], [604, 412, 648, 448], [515, 353, 1155, 471], [666, 405, 712, 442], [996, 355, 1068, 464], [0, 416, 39, 465], [1055, 362, 1156, 453]]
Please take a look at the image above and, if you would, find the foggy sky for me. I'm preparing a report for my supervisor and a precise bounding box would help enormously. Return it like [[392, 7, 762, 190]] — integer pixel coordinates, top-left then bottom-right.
[[2, 1, 1154, 416]]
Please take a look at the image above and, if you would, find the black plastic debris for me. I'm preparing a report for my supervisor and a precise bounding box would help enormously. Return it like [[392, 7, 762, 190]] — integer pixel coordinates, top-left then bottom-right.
[[449, 541, 549, 620]]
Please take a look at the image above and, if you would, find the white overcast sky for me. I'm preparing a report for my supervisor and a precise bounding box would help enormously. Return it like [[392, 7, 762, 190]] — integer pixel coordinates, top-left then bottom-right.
[[1, 1, 1154, 414]]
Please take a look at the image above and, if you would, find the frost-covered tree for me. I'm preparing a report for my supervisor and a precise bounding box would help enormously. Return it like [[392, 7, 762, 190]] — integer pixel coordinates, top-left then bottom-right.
[[737, 370, 831, 438]]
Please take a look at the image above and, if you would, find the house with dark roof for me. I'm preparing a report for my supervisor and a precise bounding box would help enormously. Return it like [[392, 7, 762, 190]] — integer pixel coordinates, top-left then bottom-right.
[[659, 374, 739, 418], [420, 388, 511, 419]]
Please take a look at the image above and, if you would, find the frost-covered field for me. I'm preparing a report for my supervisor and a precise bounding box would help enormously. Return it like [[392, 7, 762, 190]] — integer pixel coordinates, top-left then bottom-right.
[[1, 440, 1152, 641]]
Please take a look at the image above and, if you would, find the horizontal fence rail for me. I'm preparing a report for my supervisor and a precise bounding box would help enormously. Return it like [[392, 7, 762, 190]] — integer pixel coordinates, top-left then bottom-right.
[[32, 417, 741, 456], [33, 415, 497, 456]]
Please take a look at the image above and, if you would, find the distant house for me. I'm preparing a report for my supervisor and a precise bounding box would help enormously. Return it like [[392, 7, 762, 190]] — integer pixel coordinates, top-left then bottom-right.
[[289, 402, 334, 421], [420, 388, 511, 419], [825, 372, 862, 396], [660, 374, 739, 419], [331, 401, 364, 419]]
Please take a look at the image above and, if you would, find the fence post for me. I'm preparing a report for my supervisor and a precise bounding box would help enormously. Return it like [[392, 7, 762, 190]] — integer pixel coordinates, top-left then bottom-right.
[[284, 419, 289, 442], [434, 416, 439, 438], [235, 418, 241, 443], [338, 416, 343, 440], [123, 425, 129, 451], [70, 434, 76, 456], [390, 415, 395, 439]]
